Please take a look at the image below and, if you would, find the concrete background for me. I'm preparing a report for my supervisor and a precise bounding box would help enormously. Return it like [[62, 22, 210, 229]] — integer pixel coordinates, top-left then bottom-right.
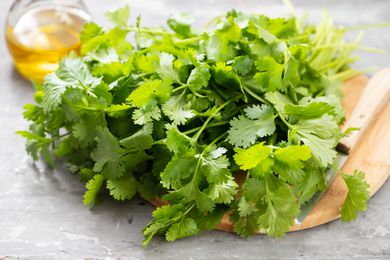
[[0, 0, 389, 259]]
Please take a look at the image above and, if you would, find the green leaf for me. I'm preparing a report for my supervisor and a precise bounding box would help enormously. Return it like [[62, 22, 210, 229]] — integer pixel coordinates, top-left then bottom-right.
[[206, 35, 235, 62], [162, 95, 195, 125], [83, 174, 105, 206], [257, 175, 300, 237], [127, 79, 172, 108], [212, 62, 239, 89], [228, 105, 276, 148], [340, 170, 370, 222], [158, 53, 180, 82], [105, 5, 130, 28], [198, 147, 231, 184], [195, 208, 225, 230], [163, 181, 215, 212], [166, 217, 199, 241], [105, 103, 131, 118], [106, 174, 138, 201], [160, 155, 197, 189], [56, 56, 102, 88], [293, 114, 339, 167], [91, 126, 126, 179], [187, 63, 210, 92], [273, 145, 312, 184], [234, 143, 272, 171], [17, 130, 55, 166], [264, 91, 292, 118], [241, 178, 266, 201], [293, 158, 326, 203], [80, 23, 104, 43], [238, 196, 255, 217], [285, 101, 335, 120], [132, 104, 162, 125], [165, 126, 192, 154], [248, 20, 277, 44], [253, 57, 284, 92], [207, 175, 238, 204], [167, 13, 193, 38], [119, 123, 153, 151], [233, 56, 253, 75], [42, 74, 70, 113], [143, 204, 185, 246]]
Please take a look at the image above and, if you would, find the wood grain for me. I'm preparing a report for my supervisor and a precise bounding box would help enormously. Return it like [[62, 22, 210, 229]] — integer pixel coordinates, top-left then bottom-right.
[[150, 74, 390, 233], [338, 69, 390, 154]]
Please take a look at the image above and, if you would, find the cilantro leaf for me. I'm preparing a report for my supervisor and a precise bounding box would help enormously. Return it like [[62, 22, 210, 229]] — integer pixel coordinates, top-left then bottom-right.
[[165, 126, 192, 154], [167, 13, 193, 38], [293, 158, 326, 203], [228, 105, 276, 148], [234, 143, 272, 171], [293, 114, 339, 167], [253, 57, 285, 92], [187, 63, 211, 93], [83, 174, 105, 206], [105, 5, 130, 28], [273, 145, 311, 184], [91, 126, 126, 179], [158, 53, 180, 82], [166, 217, 199, 241], [257, 175, 300, 237], [340, 170, 370, 222], [162, 95, 195, 125], [106, 174, 138, 201], [127, 79, 172, 108]]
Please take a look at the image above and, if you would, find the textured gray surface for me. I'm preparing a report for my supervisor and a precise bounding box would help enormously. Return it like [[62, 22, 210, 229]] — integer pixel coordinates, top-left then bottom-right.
[[0, 0, 389, 259]]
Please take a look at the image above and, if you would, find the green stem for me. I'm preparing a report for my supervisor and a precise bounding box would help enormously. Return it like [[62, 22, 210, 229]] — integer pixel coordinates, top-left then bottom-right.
[[128, 27, 166, 35], [175, 36, 204, 45], [242, 85, 268, 104], [313, 43, 384, 53], [277, 112, 293, 129], [172, 85, 187, 93], [183, 204, 195, 215], [343, 23, 390, 31], [184, 121, 230, 135], [205, 132, 228, 152], [192, 98, 238, 142], [235, 73, 248, 103]]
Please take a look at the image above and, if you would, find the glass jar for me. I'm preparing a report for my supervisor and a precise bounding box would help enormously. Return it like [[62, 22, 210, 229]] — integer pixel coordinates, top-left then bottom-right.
[[5, 0, 91, 82]]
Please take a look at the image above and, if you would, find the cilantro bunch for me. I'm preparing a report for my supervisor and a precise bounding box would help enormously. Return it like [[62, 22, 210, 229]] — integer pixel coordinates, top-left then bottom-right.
[[18, 5, 370, 245]]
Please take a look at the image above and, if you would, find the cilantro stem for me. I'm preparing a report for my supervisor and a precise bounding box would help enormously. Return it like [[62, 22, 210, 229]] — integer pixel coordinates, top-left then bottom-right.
[[235, 73, 248, 103], [192, 98, 238, 142], [343, 23, 390, 31], [184, 121, 230, 135], [175, 36, 204, 45], [184, 204, 195, 215], [206, 132, 228, 151], [172, 85, 187, 93], [128, 27, 166, 35], [278, 111, 293, 129], [313, 43, 384, 53], [242, 85, 268, 104]]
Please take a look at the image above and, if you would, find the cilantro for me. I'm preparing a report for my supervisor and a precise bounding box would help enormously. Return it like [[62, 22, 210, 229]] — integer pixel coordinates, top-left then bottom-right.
[[228, 105, 276, 148], [340, 171, 370, 222], [83, 174, 105, 206], [18, 5, 371, 246]]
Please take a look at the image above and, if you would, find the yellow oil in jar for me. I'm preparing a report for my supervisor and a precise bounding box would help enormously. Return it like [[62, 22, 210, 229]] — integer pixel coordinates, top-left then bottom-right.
[[6, 6, 90, 82]]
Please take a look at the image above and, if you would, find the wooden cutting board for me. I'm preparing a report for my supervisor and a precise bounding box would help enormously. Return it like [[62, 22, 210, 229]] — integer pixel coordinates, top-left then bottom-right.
[[150, 74, 390, 233]]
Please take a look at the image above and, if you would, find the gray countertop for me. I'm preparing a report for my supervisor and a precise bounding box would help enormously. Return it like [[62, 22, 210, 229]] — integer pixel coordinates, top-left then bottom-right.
[[0, 0, 389, 259]]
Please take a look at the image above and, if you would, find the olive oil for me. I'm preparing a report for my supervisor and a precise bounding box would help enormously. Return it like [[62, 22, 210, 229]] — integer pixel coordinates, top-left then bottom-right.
[[6, 6, 90, 82]]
